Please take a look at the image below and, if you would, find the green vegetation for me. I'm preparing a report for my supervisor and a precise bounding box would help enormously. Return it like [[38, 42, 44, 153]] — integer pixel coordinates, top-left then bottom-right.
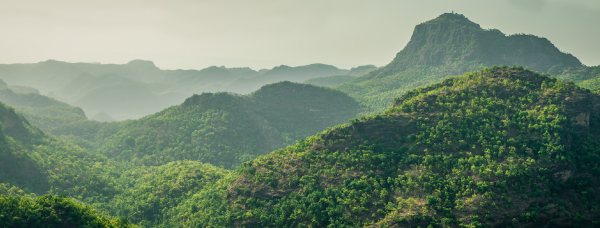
[[3, 66, 600, 227], [0, 85, 89, 133], [250, 81, 361, 141], [2, 13, 599, 228], [97, 81, 360, 169], [336, 13, 583, 115], [104, 161, 229, 227], [555, 65, 600, 89], [0, 194, 135, 228], [98, 92, 285, 169], [194, 67, 600, 227]]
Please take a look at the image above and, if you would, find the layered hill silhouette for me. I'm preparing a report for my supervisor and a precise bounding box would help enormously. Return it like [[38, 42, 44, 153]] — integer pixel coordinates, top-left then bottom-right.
[[0, 79, 88, 134], [2, 12, 600, 228], [336, 13, 590, 114], [177, 66, 600, 227], [0, 60, 369, 120]]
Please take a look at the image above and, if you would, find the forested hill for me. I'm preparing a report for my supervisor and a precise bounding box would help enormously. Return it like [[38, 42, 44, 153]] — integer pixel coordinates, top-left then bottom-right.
[[0, 83, 88, 133], [96, 81, 361, 169], [336, 13, 585, 114], [181, 66, 600, 227]]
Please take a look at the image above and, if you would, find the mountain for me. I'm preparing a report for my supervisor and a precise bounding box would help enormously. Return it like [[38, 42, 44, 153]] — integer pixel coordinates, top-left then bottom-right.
[[226, 63, 350, 94], [96, 81, 361, 169], [174, 67, 600, 227], [0, 100, 126, 205], [0, 84, 88, 133], [0, 60, 366, 120], [348, 65, 378, 76], [336, 13, 584, 114]]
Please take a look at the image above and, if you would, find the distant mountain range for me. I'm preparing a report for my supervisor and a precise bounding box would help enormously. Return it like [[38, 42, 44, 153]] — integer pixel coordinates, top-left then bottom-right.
[[0, 60, 376, 120]]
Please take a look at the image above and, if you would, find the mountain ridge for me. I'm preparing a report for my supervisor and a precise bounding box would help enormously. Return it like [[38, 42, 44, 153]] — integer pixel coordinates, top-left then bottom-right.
[[337, 13, 585, 114]]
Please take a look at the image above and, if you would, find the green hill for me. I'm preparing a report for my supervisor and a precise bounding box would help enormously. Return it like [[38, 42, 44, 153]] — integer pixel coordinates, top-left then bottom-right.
[[336, 13, 584, 114], [96, 81, 360, 169], [0, 81, 88, 133], [180, 67, 600, 227], [0, 194, 135, 228], [0, 98, 224, 227], [0, 100, 126, 205]]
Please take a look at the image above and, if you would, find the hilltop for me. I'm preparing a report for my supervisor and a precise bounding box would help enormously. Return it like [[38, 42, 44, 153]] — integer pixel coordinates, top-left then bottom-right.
[[176, 67, 600, 227], [94, 81, 361, 168], [337, 13, 586, 114], [0, 80, 88, 132]]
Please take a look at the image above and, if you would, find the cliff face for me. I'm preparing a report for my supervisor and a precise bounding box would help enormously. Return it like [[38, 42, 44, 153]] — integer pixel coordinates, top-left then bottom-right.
[[339, 13, 585, 113], [386, 13, 581, 75]]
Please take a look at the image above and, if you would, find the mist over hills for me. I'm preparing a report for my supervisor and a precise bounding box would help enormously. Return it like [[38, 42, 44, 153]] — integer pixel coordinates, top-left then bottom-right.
[[0, 60, 375, 121], [1, 12, 600, 228]]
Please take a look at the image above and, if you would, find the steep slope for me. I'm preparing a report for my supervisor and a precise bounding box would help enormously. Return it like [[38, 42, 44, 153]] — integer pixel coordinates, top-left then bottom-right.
[[0, 101, 122, 204], [183, 67, 600, 227], [337, 13, 583, 114], [97, 82, 360, 169]]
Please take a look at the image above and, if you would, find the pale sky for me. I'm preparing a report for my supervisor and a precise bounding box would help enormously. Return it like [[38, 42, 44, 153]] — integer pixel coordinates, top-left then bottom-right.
[[1, 0, 599, 70]]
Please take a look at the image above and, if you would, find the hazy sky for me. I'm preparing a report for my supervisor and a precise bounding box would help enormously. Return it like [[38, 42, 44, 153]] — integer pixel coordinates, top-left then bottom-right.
[[1, 0, 599, 70]]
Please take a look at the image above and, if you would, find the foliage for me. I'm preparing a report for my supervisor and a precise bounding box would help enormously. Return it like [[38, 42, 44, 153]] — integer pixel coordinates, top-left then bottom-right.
[[555, 65, 600, 90], [0, 194, 135, 228], [104, 161, 229, 227], [202, 67, 600, 227], [97, 82, 360, 169]]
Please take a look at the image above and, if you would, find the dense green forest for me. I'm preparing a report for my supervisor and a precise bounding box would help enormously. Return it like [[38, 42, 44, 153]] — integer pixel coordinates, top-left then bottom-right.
[[3, 12, 600, 228], [96, 81, 360, 169], [336, 13, 587, 115], [184, 66, 600, 227], [3, 67, 600, 227]]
